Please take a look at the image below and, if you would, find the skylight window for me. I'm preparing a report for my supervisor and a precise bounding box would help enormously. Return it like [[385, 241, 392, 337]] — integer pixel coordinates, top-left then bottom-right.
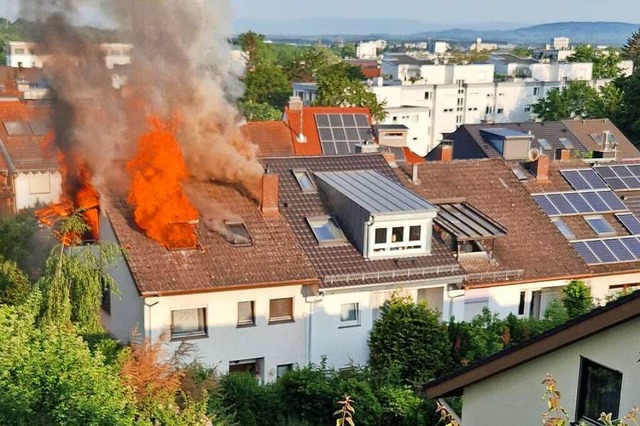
[[552, 218, 575, 239], [585, 216, 616, 236], [225, 221, 252, 245], [292, 169, 316, 192], [3, 121, 28, 136], [307, 217, 347, 245]]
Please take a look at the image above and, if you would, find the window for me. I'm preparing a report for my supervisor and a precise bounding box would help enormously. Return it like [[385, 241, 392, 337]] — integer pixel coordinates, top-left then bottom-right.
[[307, 217, 347, 245], [171, 308, 207, 339], [529, 290, 542, 319], [576, 358, 623, 423], [465, 299, 488, 320], [586, 216, 616, 236], [293, 170, 316, 192], [375, 228, 387, 244], [533, 87, 540, 96], [226, 221, 252, 245], [14, 48, 25, 54], [524, 106, 532, 113], [518, 291, 526, 315], [391, 227, 404, 242], [101, 276, 111, 315], [496, 108, 504, 114], [409, 225, 421, 241], [552, 218, 575, 239], [28, 173, 51, 195], [424, 92, 431, 100], [269, 297, 293, 323], [277, 364, 293, 378], [340, 303, 359, 326], [237, 301, 255, 327]]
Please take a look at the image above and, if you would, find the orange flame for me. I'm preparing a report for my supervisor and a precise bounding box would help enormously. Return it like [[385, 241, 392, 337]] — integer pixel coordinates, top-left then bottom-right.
[[36, 132, 100, 244], [127, 116, 198, 249]]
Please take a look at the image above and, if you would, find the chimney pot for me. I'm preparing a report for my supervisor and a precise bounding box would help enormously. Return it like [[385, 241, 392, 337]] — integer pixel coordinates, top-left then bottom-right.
[[288, 96, 303, 111], [261, 174, 279, 217], [559, 149, 571, 161], [534, 154, 550, 182], [438, 140, 454, 162]]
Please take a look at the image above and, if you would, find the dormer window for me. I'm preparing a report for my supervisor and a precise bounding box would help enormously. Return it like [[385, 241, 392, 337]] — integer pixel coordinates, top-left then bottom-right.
[[307, 216, 347, 246], [292, 169, 316, 193], [372, 224, 425, 254], [225, 221, 252, 246]]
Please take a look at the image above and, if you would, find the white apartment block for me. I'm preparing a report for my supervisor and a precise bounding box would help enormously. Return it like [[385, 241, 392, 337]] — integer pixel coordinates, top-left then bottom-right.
[[356, 41, 385, 59], [5, 41, 132, 70]]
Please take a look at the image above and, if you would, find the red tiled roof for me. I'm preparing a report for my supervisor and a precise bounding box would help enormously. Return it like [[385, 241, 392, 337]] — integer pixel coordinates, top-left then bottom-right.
[[0, 101, 57, 172], [398, 159, 588, 286], [283, 106, 372, 157], [106, 181, 319, 296], [241, 121, 293, 158]]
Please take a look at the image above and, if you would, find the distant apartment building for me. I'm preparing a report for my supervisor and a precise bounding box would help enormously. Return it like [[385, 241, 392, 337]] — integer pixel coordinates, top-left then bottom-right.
[[5, 41, 133, 70], [432, 41, 449, 54], [356, 40, 386, 59]]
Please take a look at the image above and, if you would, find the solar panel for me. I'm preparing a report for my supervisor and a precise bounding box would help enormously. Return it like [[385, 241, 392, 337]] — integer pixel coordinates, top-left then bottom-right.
[[595, 165, 640, 191], [572, 236, 640, 264], [532, 190, 628, 216], [616, 213, 640, 235], [560, 169, 608, 191], [315, 114, 373, 155]]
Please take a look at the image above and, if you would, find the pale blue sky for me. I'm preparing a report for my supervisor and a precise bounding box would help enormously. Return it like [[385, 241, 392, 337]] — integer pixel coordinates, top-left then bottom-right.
[[232, 0, 638, 24]]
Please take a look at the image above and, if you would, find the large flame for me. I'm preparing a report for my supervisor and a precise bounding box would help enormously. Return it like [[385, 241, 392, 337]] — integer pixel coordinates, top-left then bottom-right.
[[127, 116, 198, 249]]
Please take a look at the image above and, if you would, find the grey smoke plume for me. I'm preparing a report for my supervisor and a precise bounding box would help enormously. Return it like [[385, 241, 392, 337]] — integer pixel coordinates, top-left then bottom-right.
[[18, 0, 264, 203]]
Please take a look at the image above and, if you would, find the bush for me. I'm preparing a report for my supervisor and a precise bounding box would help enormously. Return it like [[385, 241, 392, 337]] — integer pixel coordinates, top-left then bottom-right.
[[0, 257, 31, 306], [220, 372, 281, 426], [562, 280, 594, 318], [275, 364, 336, 425]]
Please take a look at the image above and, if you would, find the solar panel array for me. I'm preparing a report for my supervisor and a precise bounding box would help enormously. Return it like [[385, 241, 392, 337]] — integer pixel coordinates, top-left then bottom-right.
[[572, 237, 640, 265], [561, 169, 608, 190], [616, 213, 640, 235], [315, 114, 372, 155], [594, 164, 640, 191], [532, 190, 627, 216]]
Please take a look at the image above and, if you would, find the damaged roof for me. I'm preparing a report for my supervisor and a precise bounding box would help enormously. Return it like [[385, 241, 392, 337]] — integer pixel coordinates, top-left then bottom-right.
[[241, 121, 293, 158], [106, 181, 319, 296]]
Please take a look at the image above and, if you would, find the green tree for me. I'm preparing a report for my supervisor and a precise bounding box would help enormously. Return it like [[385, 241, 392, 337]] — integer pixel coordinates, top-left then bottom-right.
[[621, 28, 640, 73], [567, 45, 622, 79], [238, 31, 266, 70], [238, 101, 283, 122], [614, 72, 640, 145], [284, 46, 340, 82], [532, 80, 599, 121], [37, 211, 120, 334], [562, 280, 594, 318], [0, 297, 134, 425], [243, 63, 291, 109], [276, 363, 337, 424], [0, 212, 37, 267], [511, 47, 533, 58], [0, 256, 31, 306], [589, 82, 623, 119], [369, 294, 450, 385]]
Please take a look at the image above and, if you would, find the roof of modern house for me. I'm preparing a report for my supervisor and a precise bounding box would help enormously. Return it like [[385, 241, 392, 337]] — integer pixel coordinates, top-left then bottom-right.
[[396, 158, 588, 286], [241, 121, 293, 158], [282, 105, 373, 157], [449, 122, 587, 160], [264, 154, 464, 289], [106, 180, 319, 296], [562, 119, 640, 160], [424, 289, 640, 398], [490, 53, 538, 65], [383, 54, 435, 66], [0, 101, 57, 173]]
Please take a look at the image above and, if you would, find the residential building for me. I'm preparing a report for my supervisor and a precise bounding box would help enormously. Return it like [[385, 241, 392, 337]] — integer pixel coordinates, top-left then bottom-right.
[[344, 59, 381, 79], [469, 38, 498, 52], [265, 154, 465, 367], [0, 101, 61, 213], [101, 175, 319, 382], [5, 41, 133, 70], [432, 41, 449, 54], [356, 41, 379, 59], [241, 121, 293, 158], [424, 290, 640, 426]]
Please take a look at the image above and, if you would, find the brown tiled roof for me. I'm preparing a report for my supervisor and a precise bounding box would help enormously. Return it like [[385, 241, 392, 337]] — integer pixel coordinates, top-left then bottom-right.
[[106, 181, 319, 296], [0, 101, 57, 172], [264, 154, 463, 289], [449, 122, 586, 160], [521, 160, 640, 275], [241, 121, 293, 158], [562, 119, 640, 161], [398, 159, 588, 286]]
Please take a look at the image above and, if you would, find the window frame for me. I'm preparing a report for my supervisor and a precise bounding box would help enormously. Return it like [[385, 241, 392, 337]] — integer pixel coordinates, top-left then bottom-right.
[[585, 215, 616, 237], [237, 301, 256, 327], [170, 307, 208, 340], [552, 217, 576, 239], [292, 169, 317, 193], [276, 363, 293, 378], [339, 302, 360, 328], [225, 221, 252, 246], [576, 357, 623, 424], [269, 297, 294, 324], [369, 222, 427, 258], [307, 216, 348, 246]]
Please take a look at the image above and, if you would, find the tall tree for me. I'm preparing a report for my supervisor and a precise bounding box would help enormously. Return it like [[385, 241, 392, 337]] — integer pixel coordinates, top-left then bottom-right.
[[37, 211, 120, 334], [614, 72, 640, 145], [238, 31, 266, 70], [567, 45, 622, 79], [0, 257, 31, 306], [243, 63, 291, 109], [622, 28, 640, 73], [532, 81, 601, 121]]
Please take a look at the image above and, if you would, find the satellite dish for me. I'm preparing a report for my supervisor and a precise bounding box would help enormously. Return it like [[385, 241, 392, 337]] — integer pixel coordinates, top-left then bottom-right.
[[528, 148, 540, 162]]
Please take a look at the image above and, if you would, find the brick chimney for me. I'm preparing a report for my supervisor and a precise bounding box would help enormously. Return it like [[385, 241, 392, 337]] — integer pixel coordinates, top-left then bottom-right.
[[288, 96, 303, 111], [261, 174, 279, 217], [435, 140, 453, 162], [558, 148, 571, 161], [534, 154, 550, 182], [382, 151, 397, 167]]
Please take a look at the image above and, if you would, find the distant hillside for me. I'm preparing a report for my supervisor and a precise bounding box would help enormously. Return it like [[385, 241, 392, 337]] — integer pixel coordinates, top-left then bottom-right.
[[233, 17, 528, 37]]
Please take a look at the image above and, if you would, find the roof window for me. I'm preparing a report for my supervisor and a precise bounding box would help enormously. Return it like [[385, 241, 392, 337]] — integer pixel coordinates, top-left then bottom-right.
[[585, 216, 616, 236], [225, 221, 252, 246], [292, 169, 316, 193], [3, 121, 28, 136], [552, 218, 575, 239], [307, 216, 347, 246]]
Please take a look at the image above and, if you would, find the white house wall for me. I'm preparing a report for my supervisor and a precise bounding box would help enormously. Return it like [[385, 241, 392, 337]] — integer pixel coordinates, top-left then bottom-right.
[[461, 317, 640, 426], [14, 171, 62, 211]]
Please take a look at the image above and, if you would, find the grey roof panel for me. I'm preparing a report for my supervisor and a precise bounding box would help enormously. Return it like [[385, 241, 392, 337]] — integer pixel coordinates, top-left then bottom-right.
[[435, 203, 507, 241], [314, 170, 436, 215], [480, 128, 530, 138]]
